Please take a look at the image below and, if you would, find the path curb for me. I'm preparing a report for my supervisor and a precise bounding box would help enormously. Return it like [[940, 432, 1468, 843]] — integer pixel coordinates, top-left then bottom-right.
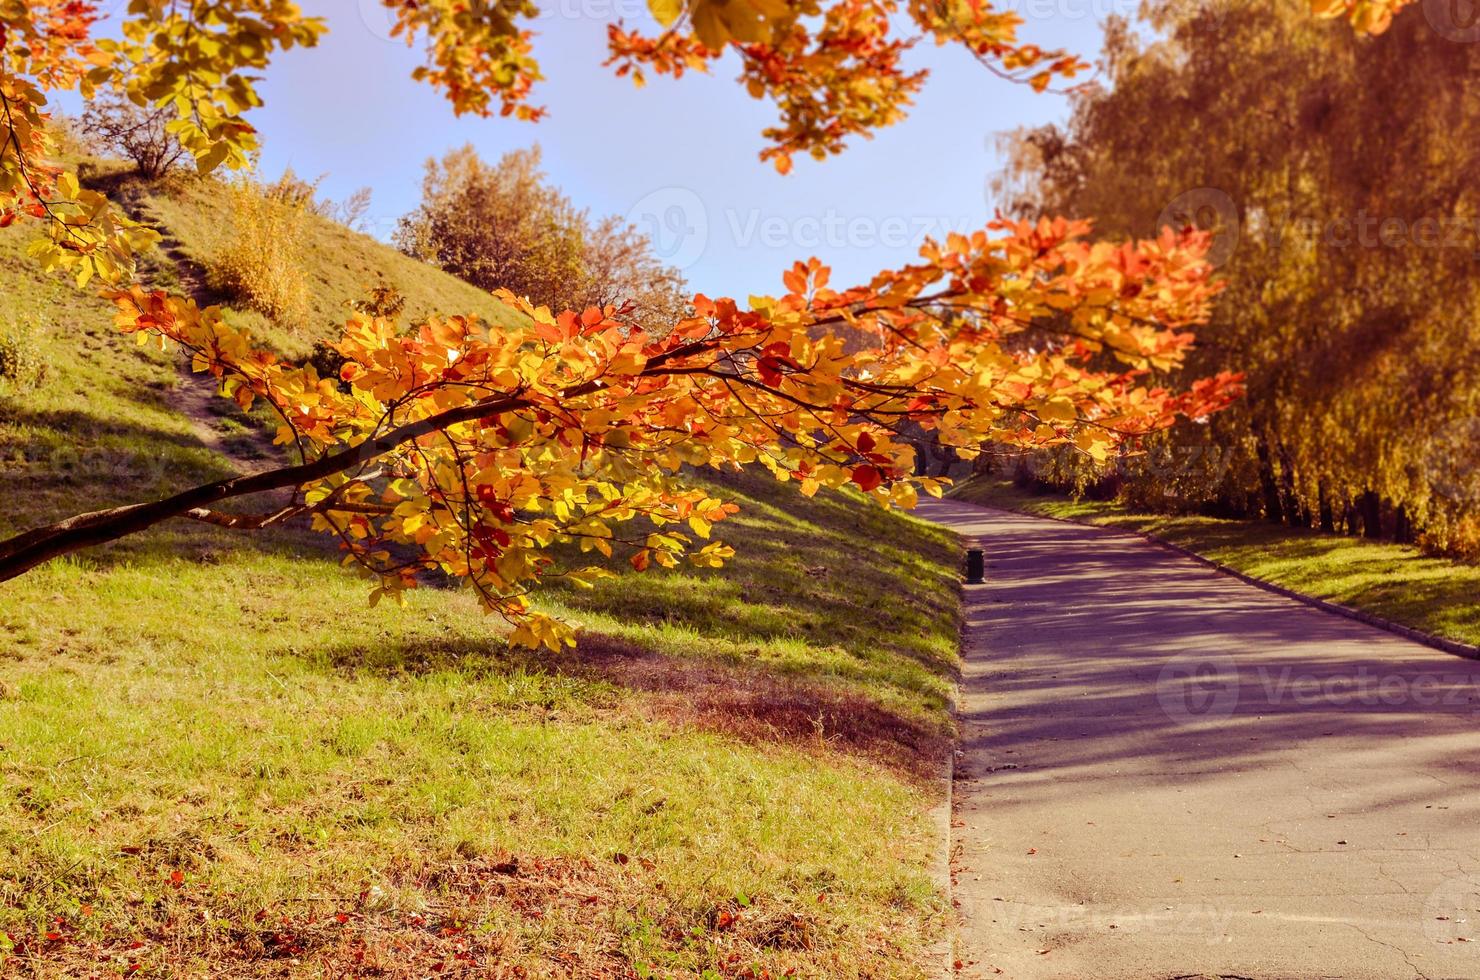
[[913, 513, 960, 980], [924, 748, 955, 978], [973, 500, 1480, 662]]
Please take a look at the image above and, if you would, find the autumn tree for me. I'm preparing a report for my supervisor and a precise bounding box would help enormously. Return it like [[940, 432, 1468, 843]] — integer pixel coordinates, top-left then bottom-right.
[[0, 223, 1238, 647], [577, 214, 690, 336], [395, 145, 686, 333], [994, 0, 1480, 556], [0, 0, 1403, 642]]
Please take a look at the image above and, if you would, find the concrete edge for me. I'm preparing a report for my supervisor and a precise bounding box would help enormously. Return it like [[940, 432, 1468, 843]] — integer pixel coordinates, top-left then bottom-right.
[[921, 529, 964, 979], [969, 498, 1480, 663], [924, 749, 955, 978]]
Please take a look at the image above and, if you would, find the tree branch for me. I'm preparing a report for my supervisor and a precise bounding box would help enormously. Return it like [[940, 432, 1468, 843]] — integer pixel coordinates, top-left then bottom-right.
[[0, 390, 530, 583], [0, 333, 728, 583]]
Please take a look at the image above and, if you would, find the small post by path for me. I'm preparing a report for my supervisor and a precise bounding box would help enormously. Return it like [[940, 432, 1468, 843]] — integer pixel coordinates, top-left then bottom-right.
[[965, 545, 985, 584]]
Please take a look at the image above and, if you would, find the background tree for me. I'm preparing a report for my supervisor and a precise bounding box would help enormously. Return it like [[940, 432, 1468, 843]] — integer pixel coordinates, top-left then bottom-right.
[[396, 145, 688, 333], [578, 214, 690, 336], [994, 0, 1480, 556], [77, 92, 185, 179]]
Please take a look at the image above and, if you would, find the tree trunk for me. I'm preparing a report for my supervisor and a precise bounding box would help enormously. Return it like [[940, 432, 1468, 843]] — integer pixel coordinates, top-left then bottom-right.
[[1277, 446, 1303, 527], [1317, 481, 1335, 533], [1359, 490, 1383, 539], [1394, 505, 1413, 545], [1255, 434, 1284, 523]]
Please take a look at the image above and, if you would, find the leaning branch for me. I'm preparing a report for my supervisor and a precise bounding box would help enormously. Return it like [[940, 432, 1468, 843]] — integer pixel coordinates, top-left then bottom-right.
[[0, 333, 728, 583], [0, 390, 529, 583]]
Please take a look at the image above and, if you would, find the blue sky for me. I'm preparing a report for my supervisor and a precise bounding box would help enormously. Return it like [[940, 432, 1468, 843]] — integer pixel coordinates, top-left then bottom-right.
[[81, 0, 1139, 298]]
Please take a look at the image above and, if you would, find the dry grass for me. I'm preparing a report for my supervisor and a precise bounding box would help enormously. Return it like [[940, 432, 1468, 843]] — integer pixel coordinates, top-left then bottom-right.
[[205, 179, 313, 326], [9, 848, 927, 978]]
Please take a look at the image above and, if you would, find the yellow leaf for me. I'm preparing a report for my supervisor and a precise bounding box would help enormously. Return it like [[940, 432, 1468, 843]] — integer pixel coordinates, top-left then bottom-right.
[[1038, 396, 1078, 423]]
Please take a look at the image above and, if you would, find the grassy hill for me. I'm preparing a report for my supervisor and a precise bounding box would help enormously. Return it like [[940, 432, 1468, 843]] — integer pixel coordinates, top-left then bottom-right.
[[130, 174, 526, 358], [0, 171, 962, 977]]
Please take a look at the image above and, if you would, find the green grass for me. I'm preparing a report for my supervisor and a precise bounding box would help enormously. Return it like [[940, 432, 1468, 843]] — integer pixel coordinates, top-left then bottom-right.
[[0, 172, 963, 976], [544, 467, 961, 733], [952, 477, 1480, 649]]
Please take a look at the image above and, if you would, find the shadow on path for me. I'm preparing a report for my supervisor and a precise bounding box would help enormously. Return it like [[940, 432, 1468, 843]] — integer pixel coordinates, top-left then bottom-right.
[[920, 499, 1480, 980]]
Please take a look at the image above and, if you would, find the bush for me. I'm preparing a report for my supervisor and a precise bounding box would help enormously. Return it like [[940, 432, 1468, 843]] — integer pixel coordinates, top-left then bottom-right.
[[263, 167, 374, 232], [78, 94, 187, 180], [207, 178, 311, 327], [0, 320, 48, 394], [351, 283, 406, 320], [306, 341, 349, 391]]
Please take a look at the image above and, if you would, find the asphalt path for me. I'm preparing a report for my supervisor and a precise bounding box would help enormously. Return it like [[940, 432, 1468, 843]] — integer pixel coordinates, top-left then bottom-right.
[[919, 499, 1480, 980]]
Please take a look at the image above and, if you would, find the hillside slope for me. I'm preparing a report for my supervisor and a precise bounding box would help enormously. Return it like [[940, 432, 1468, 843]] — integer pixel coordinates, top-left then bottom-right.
[[0, 172, 962, 977], [131, 175, 526, 358]]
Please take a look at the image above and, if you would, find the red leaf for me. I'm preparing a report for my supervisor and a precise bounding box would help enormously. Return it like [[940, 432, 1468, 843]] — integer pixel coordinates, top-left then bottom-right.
[[758, 356, 785, 388], [851, 465, 884, 492], [856, 432, 876, 453]]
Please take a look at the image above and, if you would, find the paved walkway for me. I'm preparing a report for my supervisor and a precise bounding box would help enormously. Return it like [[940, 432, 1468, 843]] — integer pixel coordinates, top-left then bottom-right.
[[917, 499, 1480, 980]]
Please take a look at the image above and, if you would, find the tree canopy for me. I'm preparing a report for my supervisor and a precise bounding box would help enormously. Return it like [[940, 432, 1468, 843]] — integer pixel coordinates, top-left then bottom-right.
[[995, 0, 1480, 556], [2, 0, 1398, 285]]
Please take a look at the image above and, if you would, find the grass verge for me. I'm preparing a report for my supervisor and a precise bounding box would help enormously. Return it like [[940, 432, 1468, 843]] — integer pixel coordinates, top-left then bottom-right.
[[951, 477, 1480, 650]]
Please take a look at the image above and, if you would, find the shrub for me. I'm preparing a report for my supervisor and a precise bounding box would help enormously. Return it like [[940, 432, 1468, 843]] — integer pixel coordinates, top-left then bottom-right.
[[207, 178, 311, 327], [306, 341, 349, 391], [263, 168, 374, 231], [351, 283, 406, 320], [78, 94, 187, 180], [0, 320, 48, 394]]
